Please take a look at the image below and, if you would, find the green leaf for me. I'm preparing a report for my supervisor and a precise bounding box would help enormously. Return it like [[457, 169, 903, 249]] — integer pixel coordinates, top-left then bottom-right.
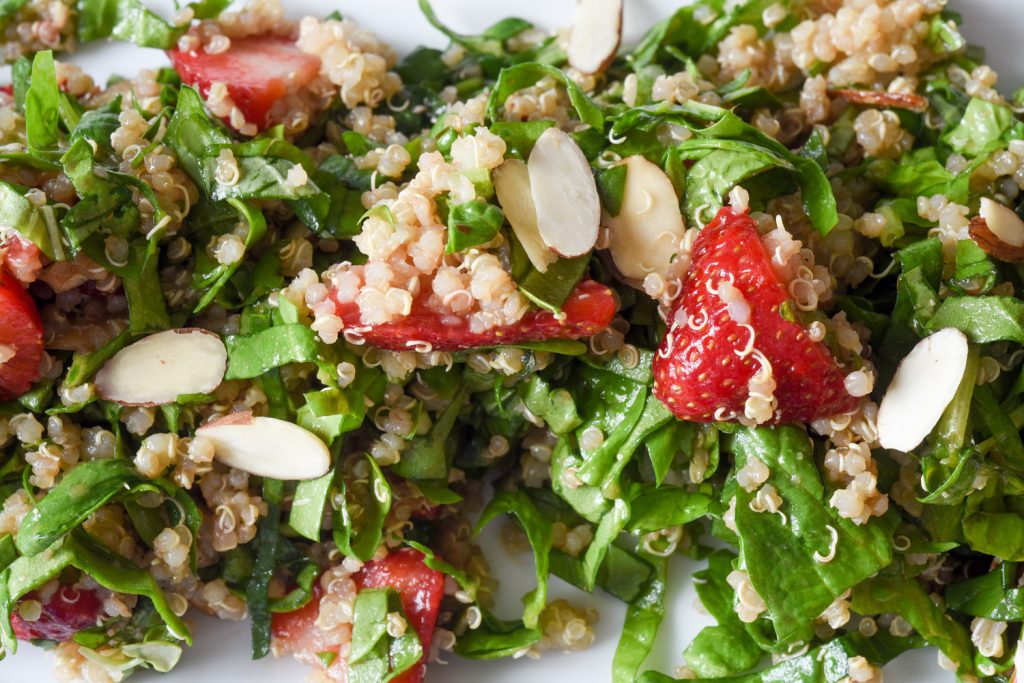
[[596, 164, 628, 217], [25, 50, 59, 157], [0, 180, 63, 260], [63, 329, 130, 388], [193, 199, 268, 312], [927, 295, 1024, 343], [446, 199, 504, 253], [247, 478, 283, 659], [853, 576, 974, 675], [487, 62, 605, 131], [17, 459, 145, 556], [520, 375, 582, 435], [580, 498, 629, 592], [626, 487, 713, 534], [489, 120, 555, 159], [475, 490, 551, 629], [391, 389, 466, 481], [225, 324, 321, 379], [946, 568, 1024, 620], [334, 456, 392, 562], [348, 588, 423, 683], [944, 97, 1015, 156], [288, 472, 334, 542], [2, 531, 191, 656], [0, 0, 28, 19], [612, 553, 667, 683], [730, 426, 895, 646], [76, 0, 181, 48], [269, 562, 320, 614]]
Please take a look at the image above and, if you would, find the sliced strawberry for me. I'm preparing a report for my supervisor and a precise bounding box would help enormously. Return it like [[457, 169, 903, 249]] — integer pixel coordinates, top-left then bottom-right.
[[271, 549, 445, 683], [0, 85, 12, 96], [0, 268, 43, 400], [653, 207, 856, 424], [168, 36, 321, 132], [355, 548, 445, 683], [10, 586, 103, 642], [330, 279, 616, 352]]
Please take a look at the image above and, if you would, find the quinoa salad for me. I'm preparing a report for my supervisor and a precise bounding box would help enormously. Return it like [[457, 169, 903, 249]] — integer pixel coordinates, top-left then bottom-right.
[[4, 0, 1024, 681]]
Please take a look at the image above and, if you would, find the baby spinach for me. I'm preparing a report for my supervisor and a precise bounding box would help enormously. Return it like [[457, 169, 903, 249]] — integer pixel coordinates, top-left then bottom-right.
[[611, 552, 667, 683], [730, 426, 895, 646], [487, 62, 605, 131], [334, 456, 392, 562], [944, 97, 1017, 156], [348, 588, 423, 683], [446, 199, 504, 253], [946, 567, 1024, 620], [247, 478, 283, 659], [76, 0, 180, 48], [225, 324, 321, 380], [24, 50, 59, 158], [475, 490, 551, 630]]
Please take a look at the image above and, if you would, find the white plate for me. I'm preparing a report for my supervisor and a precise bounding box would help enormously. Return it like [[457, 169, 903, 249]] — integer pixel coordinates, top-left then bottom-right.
[[6, 0, 1012, 680]]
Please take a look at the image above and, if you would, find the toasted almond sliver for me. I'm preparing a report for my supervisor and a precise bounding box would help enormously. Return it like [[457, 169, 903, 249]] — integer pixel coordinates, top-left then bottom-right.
[[877, 328, 969, 452], [567, 0, 623, 75], [197, 412, 331, 481], [95, 328, 227, 406], [494, 159, 558, 273], [528, 127, 600, 258], [604, 155, 687, 282]]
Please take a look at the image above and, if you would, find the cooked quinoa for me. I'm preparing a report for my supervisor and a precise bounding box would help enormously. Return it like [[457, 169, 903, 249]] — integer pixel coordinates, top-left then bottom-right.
[[1, 0, 1024, 682]]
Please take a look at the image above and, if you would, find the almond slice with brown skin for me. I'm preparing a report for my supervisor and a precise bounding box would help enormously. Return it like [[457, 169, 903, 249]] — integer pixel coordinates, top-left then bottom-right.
[[528, 127, 600, 258], [970, 197, 1024, 261], [494, 158, 557, 273], [567, 0, 623, 75], [95, 328, 227, 406], [197, 411, 331, 480], [604, 155, 687, 282], [877, 328, 969, 452]]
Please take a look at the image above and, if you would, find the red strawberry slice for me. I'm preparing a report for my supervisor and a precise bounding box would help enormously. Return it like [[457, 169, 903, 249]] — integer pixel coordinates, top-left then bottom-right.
[[0, 85, 12, 96], [168, 36, 321, 132], [355, 548, 445, 683], [0, 268, 43, 400], [11, 586, 103, 642], [272, 549, 445, 683], [653, 206, 856, 424], [330, 279, 616, 352]]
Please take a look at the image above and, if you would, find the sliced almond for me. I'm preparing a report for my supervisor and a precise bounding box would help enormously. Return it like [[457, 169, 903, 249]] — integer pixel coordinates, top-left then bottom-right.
[[95, 328, 227, 406], [528, 127, 600, 258], [604, 155, 687, 282], [877, 327, 969, 452], [971, 197, 1024, 261], [567, 0, 623, 75], [197, 411, 331, 480], [494, 159, 558, 273]]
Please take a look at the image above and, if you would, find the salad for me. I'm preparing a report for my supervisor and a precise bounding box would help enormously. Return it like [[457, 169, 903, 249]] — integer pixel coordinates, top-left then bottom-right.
[[1, 0, 1024, 681]]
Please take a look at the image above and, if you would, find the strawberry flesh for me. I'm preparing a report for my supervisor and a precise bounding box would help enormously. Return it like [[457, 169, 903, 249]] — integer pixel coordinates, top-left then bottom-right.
[[272, 549, 445, 683], [330, 279, 616, 352], [11, 586, 103, 642], [0, 267, 43, 400], [653, 207, 856, 424], [168, 36, 321, 132]]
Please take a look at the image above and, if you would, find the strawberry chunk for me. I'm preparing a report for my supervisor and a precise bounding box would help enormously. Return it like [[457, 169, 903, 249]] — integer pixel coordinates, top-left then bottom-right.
[[271, 583, 350, 681], [653, 207, 856, 424], [168, 36, 321, 132], [0, 267, 43, 400], [10, 586, 103, 642], [272, 549, 445, 683], [0, 85, 12, 96], [355, 548, 445, 683], [330, 279, 616, 352]]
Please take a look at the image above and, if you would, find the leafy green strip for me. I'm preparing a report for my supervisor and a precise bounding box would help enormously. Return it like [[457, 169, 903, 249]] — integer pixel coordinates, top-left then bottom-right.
[[348, 588, 423, 683], [247, 478, 284, 659], [611, 552, 667, 683]]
